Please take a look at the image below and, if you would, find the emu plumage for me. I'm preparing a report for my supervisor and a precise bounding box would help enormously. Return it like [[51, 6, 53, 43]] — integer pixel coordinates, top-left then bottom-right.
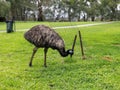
[[24, 25, 73, 67]]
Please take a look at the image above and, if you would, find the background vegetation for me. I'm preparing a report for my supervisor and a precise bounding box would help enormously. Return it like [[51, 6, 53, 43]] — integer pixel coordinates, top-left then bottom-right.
[[0, 21, 120, 90], [0, 0, 120, 21]]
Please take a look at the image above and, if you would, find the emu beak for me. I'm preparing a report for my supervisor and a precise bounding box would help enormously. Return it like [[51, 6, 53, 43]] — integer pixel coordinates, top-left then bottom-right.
[[71, 35, 77, 58]]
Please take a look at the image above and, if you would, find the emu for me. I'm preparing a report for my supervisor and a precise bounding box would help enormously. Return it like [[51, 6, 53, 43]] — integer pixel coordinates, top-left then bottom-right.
[[24, 25, 75, 67]]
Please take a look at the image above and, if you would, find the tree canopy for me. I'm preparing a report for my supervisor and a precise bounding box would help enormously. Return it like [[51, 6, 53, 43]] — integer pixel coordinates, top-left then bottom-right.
[[0, 0, 120, 21]]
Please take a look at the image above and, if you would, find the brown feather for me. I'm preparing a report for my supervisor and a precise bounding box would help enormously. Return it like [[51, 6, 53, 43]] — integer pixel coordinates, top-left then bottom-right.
[[24, 25, 69, 57]]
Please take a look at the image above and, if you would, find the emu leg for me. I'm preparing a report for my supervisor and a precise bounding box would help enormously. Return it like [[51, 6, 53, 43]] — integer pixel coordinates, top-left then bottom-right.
[[44, 48, 48, 67], [29, 47, 38, 67]]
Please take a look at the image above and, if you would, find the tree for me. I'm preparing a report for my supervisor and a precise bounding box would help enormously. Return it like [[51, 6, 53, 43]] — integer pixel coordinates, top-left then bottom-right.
[[0, 0, 10, 17], [84, 0, 100, 21], [98, 0, 120, 21], [35, 0, 53, 21], [6, 0, 37, 20], [97, 0, 108, 21], [107, 0, 118, 21], [36, 0, 43, 21], [62, 0, 80, 21]]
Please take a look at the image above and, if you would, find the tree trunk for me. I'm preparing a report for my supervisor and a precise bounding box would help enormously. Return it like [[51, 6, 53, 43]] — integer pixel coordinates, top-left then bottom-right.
[[37, 0, 44, 21], [83, 14, 86, 21], [68, 7, 72, 21], [100, 15, 104, 21], [91, 16, 95, 21], [77, 12, 81, 21]]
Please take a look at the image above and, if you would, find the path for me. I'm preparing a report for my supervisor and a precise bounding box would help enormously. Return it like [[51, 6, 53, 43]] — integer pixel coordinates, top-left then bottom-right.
[[0, 22, 113, 33], [53, 22, 112, 29]]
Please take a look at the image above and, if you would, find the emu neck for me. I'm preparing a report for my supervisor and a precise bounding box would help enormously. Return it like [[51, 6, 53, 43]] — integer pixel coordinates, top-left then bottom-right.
[[58, 48, 69, 57]]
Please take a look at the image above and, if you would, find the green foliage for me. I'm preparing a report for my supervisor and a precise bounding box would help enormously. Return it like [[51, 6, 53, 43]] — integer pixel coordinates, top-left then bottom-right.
[[1, 0, 120, 21], [0, 21, 120, 90], [0, 0, 10, 16]]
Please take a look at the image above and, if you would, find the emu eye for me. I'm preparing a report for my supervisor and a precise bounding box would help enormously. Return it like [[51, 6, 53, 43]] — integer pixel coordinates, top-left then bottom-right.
[[69, 50, 73, 54]]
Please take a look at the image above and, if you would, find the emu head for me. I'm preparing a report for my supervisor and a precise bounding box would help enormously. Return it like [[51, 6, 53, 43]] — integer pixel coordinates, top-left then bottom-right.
[[57, 34, 77, 57], [70, 35, 77, 57], [67, 49, 74, 56]]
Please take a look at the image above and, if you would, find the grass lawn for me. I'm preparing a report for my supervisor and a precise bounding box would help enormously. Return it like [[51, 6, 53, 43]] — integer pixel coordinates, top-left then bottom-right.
[[0, 21, 120, 90], [0, 21, 98, 31]]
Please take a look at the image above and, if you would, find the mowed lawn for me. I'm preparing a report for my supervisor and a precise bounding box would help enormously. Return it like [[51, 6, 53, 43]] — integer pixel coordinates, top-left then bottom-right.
[[0, 21, 120, 90], [0, 21, 98, 31]]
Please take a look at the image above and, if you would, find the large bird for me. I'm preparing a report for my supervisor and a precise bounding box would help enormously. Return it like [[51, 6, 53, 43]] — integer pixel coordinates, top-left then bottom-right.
[[24, 25, 76, 67]]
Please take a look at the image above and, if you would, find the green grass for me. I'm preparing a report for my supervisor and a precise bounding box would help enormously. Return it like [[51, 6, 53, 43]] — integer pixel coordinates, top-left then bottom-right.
[[0, 21, 98, 31], [0, 21, 120, 90]]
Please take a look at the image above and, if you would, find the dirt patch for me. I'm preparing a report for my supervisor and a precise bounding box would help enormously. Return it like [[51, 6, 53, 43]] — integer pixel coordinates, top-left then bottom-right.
[[102, 56, 113, 61], [112, 43, 120, 47]]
